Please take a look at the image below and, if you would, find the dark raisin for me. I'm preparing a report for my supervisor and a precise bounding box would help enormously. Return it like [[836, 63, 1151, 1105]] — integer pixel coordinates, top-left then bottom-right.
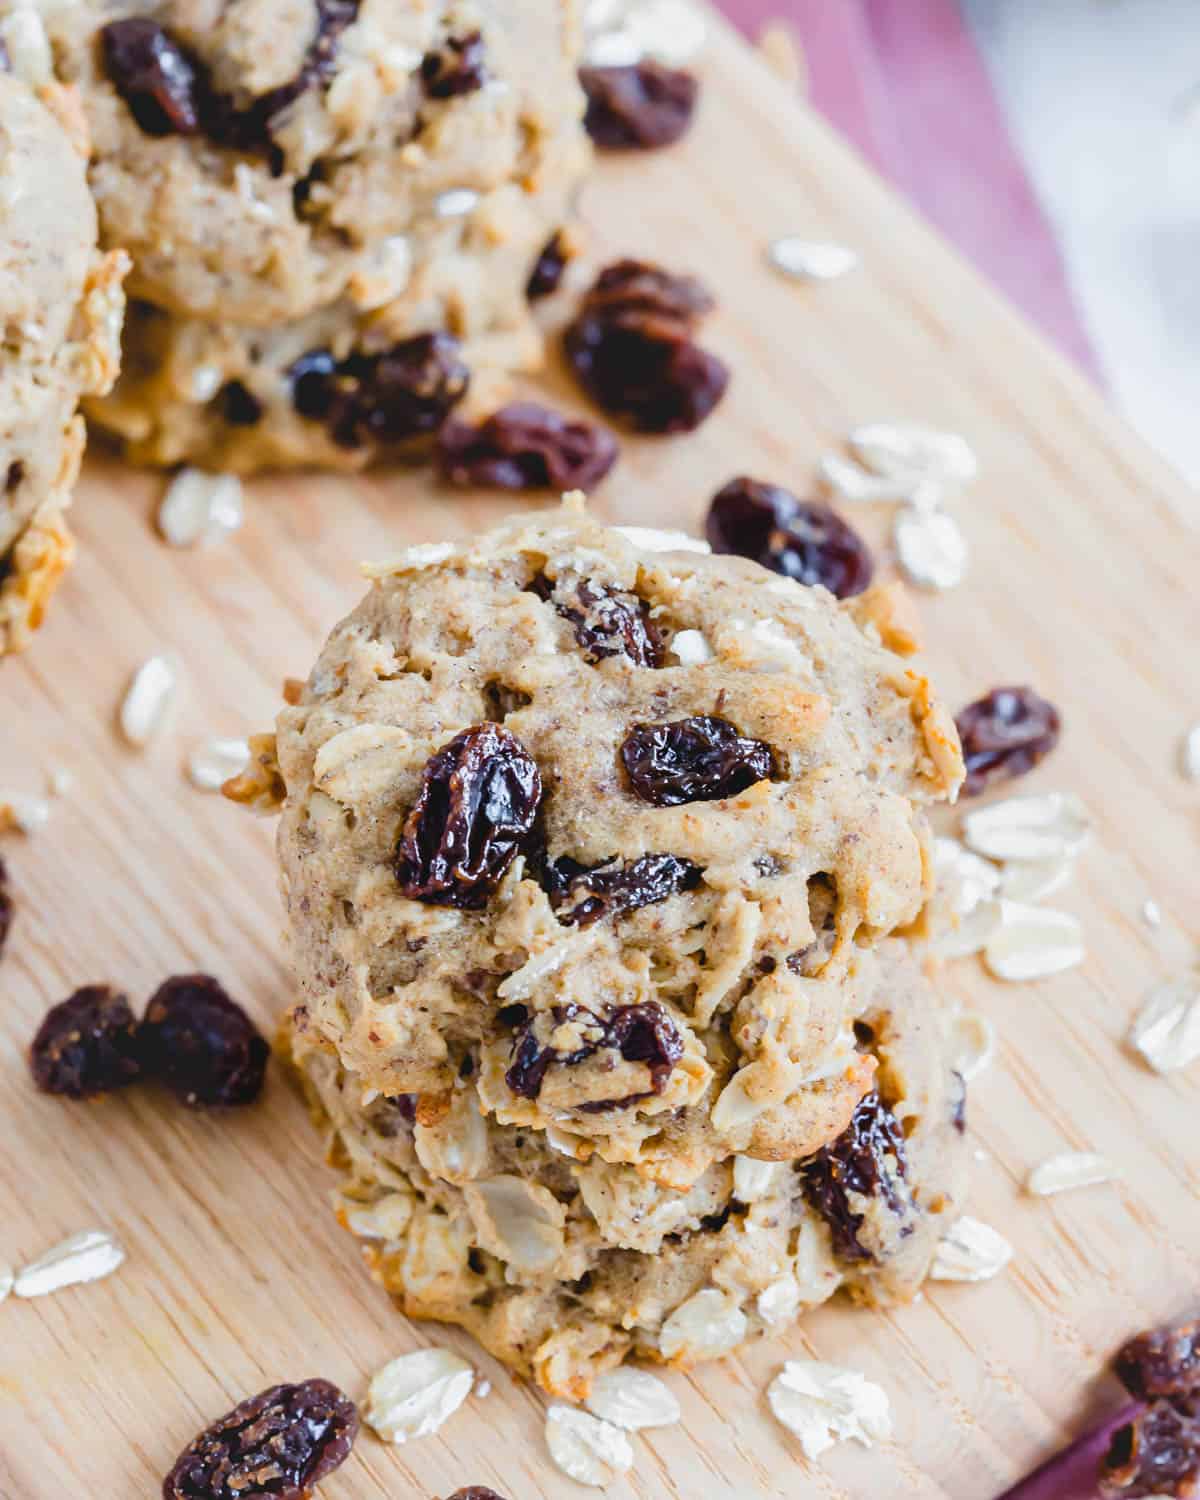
[[505, 1000, 681, 1101], [447, 1490, 510, 1500], [436, 403, 618, 493], [1100, 1397, 1200, 1499], [526, 231, 569, 299], [218, 381, 263, 427], [801, 1092, 910, 1262], [6, 460, 24, 492], [955, 686, 1062, 798], [288, 334, 469, 449], [371, 1093, 417, 1136], [140, 974, 269, 1108], [0, 856, 12, 959], [621, 715, 773, 806], [580, 60, 698, 149], [162, 1378, 358, 1500], [564, 260, 728, 434], [100, 19, 203, 136], [1116, 1321, 1200, 1402], [29, 985, 144, 1099], [606, 1001, 683, 1091], [538, 577, 663, 667], [421, 31, 487, 98], [200, 1, 360, 158], [547, 853, 701, 925], [395, 724, 542, 908], [705, 477, 874, 599]]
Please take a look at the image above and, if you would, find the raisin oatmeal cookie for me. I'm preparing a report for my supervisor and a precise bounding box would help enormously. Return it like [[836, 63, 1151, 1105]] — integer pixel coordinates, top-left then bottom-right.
[[253, 499, 963, 1184], [288, 939, 970, 1396], [0, 67, 127, 655], [37, 0, 588, 471]]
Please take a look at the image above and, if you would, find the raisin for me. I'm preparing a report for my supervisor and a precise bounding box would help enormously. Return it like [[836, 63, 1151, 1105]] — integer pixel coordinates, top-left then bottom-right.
[[0, 856, 12, 960], [29, 985, 144, 1100], [564, 260, 728, 434], [955, 686, 1062, 798], [621, 715, 773, 806], [395, 724, 542, 908], [801, 1092, 911, 1262], [505, 1001, 681, 1101], [705, 477, 874, 599], [141, 974, 269, 1108], [289, 334, 469, 449], [1100, 1397, 1200, 1499], [1116, 1321, 1200, 1402], [6, 460, 24, 491], [100, 20, 203, 137], [162, 1378, 358, 1500], [535, 576, 663, 667], [421, 31, 487, 98], [547, 853, 701, 926], [447, 1490, 509, 1500], [526, 231, 569, 299], [436, 403, 618, 493], [219, 381, 263, 427], [580, 60, 698, 149]]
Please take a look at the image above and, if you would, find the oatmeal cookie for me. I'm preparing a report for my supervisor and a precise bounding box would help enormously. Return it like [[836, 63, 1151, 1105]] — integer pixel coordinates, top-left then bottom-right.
[[288, 939, 970, 1397], [0, 68, 127, 655], [262, 500, 964, 1177], [40, 0, 588, 471]]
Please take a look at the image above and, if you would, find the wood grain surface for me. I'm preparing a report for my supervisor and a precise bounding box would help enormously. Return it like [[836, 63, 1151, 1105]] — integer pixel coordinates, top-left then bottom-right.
[[2, 11, 1198, 1498]]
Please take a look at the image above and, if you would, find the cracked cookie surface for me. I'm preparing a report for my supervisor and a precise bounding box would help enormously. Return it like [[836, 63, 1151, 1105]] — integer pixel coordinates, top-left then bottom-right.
[[266, 500, 964, 1179]]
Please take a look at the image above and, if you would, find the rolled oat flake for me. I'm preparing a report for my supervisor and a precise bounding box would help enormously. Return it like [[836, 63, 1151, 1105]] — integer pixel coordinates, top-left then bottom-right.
[[768, 238, 860, 283], [893, 507, 969, 590], [14, 1228, 125, 1298], [545, 1405, 634, 1488]]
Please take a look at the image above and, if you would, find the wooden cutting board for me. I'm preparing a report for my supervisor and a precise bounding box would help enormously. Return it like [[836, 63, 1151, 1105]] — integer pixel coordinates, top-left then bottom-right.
[[2, 12, 1198, 1498]]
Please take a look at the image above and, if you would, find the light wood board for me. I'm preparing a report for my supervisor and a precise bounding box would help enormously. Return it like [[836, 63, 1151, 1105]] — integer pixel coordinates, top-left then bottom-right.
[[2, 11, 1199, 1498]]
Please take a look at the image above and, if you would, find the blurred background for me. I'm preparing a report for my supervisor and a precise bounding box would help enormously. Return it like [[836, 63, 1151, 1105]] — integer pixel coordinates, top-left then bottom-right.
[[723, 0, 1200, 486]]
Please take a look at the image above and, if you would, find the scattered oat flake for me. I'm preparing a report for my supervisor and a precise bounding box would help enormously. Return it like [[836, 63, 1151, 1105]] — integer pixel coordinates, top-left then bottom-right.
[[984, 901, 1085, 982], [962, 791, 1091, 863], [929, 1216, 1013, 1282], [945, 1012, 995, 1081], [545, 1405, 634, 1488], [364, 1348, 475, 1443], [768, 238, 859, 283], [934, 836, 1001, 916], [585, 0, 708, 66], [1142, 899, 1162, 929], [1026, 1151, 1120, 1197], [1128, 973, 1200, 1074], [893, 507, 968, 591], [435, 188, 480, 218], [14, 1228, 125, 1298], [613, 524, 710, 554], [0, 794, 51, 835], [119, 656, 177, 747], [585, 1368, 681, 1430], [767, 1360, 892, 1462], [998, 852, 1074, 903], [187, 737, 251, 792], [933, 897, 1003, 961], [158, 468, 244, 548], [47, 768, 74, 798], [818, 452, 919, 505], [849, 422, 979, 485], [1179, 724, 1200, 781]]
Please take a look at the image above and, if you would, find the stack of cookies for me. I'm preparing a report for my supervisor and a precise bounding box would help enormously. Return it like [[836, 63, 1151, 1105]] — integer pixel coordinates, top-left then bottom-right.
[[38, 0, 590, 472], [241, 499, 972, 1396]]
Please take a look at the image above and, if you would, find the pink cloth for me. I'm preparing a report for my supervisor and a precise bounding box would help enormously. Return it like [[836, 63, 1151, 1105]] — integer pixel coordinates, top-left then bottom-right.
[[719, 0, 1099, 377]]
